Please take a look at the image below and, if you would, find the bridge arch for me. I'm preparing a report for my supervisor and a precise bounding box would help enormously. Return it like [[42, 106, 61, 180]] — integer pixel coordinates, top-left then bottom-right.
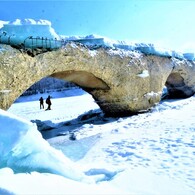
[[164, 59, 195, 99], [165, 72, 194, 98], [8, 70, 110, 113], [1, 43, 195, 116], [1, 43, 137, 116]]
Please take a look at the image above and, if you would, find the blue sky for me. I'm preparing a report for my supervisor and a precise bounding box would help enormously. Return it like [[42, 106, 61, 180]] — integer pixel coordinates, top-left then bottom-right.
[[0, 0, 195, 51]]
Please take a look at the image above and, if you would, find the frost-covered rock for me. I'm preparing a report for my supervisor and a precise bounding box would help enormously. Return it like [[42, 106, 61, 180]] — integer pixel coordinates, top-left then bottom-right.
[[0, 43, 175, 116], [0, 19, 195, 116]]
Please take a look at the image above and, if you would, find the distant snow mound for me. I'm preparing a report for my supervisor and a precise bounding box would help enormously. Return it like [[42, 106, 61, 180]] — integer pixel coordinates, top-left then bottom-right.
[[0, 18, 60, 40], [8, 18, 52, 26], [0, 20, 9, 29]]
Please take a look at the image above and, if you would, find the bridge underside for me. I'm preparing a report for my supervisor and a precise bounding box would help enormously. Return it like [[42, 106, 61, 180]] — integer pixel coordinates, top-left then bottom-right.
[[51, 71, 109, 90]]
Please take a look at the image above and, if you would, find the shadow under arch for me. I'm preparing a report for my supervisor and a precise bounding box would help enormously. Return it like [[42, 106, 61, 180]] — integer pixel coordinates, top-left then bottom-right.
[[51, 70, 110, 90], [163, 72, 194, 99]]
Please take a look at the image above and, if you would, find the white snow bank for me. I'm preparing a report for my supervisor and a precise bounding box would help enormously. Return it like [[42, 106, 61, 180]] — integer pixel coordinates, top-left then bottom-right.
[[0, 18, 60, 48], [0, 20, 9, 29], [0, 109, 87, 182], [110, 168, 193, 195], [0, 19, 59, 39], [1, 166, 192, 195], [5, 89, 195, 194], [0, 168, 124, 195], [9, 18, 52, 26], [62, 34, 191, 60]]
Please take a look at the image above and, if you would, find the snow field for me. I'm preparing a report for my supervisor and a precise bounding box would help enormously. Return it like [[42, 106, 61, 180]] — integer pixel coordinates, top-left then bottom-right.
[[3, 89, 194, 194]]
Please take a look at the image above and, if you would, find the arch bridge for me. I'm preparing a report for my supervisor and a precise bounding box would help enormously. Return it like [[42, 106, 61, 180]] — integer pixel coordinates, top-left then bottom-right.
[[0, 43, 195, 116]]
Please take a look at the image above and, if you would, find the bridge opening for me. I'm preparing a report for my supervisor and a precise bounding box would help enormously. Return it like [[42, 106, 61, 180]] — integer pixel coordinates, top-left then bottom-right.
[[19, 76, 77, 97], [9, 75, 101, 115], [7, 74, 110, 164], [161, 72, 194, 100], [8, 73, 107, 139]]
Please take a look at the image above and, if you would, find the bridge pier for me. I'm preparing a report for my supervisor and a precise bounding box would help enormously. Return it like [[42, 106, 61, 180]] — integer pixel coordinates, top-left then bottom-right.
[[0, 90, 12, 110]]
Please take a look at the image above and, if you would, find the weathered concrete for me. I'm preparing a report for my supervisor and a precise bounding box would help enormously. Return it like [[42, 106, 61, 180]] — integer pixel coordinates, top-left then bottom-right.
[[0, 43, 195, 116]]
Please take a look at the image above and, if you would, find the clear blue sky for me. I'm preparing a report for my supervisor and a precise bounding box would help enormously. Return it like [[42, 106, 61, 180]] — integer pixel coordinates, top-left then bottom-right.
[[0, 0, 195, 51]]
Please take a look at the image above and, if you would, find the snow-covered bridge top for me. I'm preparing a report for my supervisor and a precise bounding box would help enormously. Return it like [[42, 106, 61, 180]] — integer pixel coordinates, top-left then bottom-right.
[[0, 18, 194, 61]]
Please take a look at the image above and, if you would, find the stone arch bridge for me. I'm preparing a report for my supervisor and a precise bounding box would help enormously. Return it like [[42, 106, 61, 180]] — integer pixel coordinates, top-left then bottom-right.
[[0, 43, 195, 116]]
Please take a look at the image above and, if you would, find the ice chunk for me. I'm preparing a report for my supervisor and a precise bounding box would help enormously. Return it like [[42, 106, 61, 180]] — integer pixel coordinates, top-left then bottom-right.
[[0, 109, 87, 182], [183, 53, 194, 61]]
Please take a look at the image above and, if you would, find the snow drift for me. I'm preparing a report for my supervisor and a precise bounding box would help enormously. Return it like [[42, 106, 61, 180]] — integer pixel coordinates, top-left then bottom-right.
[[0, 109, 86, 182], [1, 90, 194, 194], [0, 19, 60, 48]]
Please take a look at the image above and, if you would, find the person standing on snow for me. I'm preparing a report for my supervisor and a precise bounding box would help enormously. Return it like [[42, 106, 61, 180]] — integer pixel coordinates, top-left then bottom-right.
[[45, 95, 52, 110], [39, 97, 44, 109]]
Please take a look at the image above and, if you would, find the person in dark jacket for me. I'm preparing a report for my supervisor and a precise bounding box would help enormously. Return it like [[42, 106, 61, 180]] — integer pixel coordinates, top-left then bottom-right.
[[39, 97, 44, 109], [45, 95, 52, 110]]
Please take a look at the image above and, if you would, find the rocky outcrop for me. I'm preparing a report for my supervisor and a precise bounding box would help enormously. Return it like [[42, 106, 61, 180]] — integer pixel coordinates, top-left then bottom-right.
[[0, 43, 194, 116]]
